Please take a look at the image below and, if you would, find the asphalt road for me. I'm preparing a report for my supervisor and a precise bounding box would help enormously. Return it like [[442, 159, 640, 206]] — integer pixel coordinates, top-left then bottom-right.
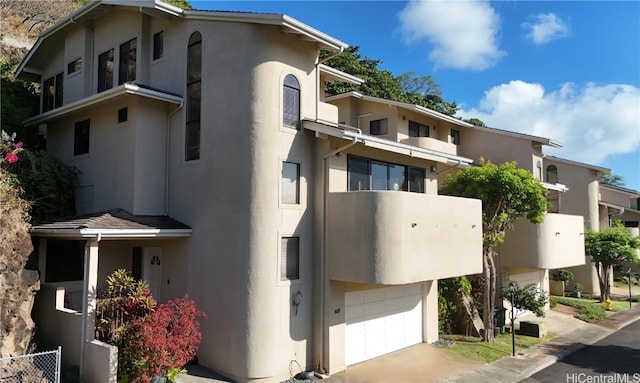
[[522, 317, 640, 383]]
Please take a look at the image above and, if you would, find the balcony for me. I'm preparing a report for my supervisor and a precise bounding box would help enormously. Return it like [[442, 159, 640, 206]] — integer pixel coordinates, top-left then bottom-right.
[[316, 101, 339, 125], [500, 213, 586, 269], [327, 191, 482, 285], [400, 137, 458, 156]]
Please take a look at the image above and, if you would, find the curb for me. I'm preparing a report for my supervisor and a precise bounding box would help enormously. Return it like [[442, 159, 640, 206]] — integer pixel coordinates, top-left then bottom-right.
[[446, 304, 640, 383]]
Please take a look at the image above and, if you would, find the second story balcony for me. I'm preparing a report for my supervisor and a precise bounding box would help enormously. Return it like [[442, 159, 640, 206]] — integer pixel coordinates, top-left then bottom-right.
[[400, 137, 459, 157], [327, 191, 482, 285], [499, 213, 586, 270]]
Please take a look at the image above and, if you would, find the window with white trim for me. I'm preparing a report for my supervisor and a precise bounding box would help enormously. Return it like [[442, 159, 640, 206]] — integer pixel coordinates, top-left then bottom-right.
[[185, 32, 202, 161], [283, 74, 300, 128], [282, 161, 300, 204], [280, 236, 299, 281]]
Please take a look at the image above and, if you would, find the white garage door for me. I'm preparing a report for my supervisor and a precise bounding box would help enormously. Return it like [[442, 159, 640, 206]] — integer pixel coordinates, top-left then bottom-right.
[[345, 284, 423, 366]]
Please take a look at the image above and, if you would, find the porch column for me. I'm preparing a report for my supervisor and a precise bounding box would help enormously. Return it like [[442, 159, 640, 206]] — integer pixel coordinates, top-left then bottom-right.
[[422, 280, 438, 343], [80, 238, 100, 380]]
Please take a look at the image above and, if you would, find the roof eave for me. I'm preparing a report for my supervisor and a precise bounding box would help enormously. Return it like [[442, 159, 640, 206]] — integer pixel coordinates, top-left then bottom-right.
[[30, 227, 193, 239], [22, 83, 183, 127]]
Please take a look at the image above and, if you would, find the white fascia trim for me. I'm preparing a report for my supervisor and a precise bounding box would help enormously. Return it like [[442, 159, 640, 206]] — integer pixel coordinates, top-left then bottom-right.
[[80, 228, 192, 238], [544, 156, 611, 174], [471, 125, 563, 149], [30, 228, 192, 238], [541, 181, 569, 193], [23, 83, 183, 127], [319, 64, 364, 85], [183, 12, 347, 51], [303, 120, 473, 167], [326, 92, 474, 129]]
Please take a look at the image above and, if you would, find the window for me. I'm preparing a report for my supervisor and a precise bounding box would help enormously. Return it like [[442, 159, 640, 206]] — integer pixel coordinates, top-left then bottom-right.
[[186, 32, 202, 161], [536, 160, 542, 179], [451, 129, 460, 145], [118, 107, 128, 123], [153, 31, 164, 60], [45, 239, 85, 282], [409, 121, 429, 137], [408, 167, 426, 193], [347, 155, 425, 193], [98, 49, 114, 92], [280, 237, 299, 281], [282, 161, 300, 204], [74, 119, 90, 155], [119, 38, 137, 85], [283, 74, 300, 128], [68, 58, 82, 74], [546, 165, 558, 184], [42, 73, 63, 112], [370, 119, 388, 135]]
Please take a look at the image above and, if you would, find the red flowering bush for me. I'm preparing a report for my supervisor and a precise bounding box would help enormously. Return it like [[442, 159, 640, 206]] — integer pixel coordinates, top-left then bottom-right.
[[97, 270, 206, 383], [121, 296, 207, 382]]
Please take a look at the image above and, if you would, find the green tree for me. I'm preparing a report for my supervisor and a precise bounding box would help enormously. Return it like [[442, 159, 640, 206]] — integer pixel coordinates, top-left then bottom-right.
[[321, 46, 462, 116], [585, 229, 640, 302], [500, 282, 547, 319], [1, 58, 41, 148], [598, 173, 625, 187], [439, 160, 548, 342]]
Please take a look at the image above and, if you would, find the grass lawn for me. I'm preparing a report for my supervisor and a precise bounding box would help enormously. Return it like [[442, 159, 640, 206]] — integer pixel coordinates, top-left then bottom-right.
[[551, 296, 638, 321], [441, 332, 554, 364]]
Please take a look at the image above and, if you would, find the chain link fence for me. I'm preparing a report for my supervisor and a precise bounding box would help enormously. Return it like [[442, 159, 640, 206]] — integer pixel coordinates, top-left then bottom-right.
[[0, 346, 61, 383]]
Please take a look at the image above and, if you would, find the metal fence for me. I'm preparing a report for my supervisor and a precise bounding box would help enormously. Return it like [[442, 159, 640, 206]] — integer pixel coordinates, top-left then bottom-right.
[[0, 346, 61, 383]]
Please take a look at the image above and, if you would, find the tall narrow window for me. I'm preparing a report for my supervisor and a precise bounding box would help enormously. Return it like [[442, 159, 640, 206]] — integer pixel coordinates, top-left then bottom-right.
[[74, 119, 90, 156], [119, 38, 137, 84], [451, 129, 460, 145], [281, 236, 299, 281], [42, 73, 63, 112], [283, 74, 300, 128], [408, 167, 426, 193], [409, 121, 429, 137], [98, 49, 114, 92], [186, 32, 202, 161], [370, 119, 388, 135], [282, 161, 300, 204], [153, 31, 164, 60], [546, 165, 558, 184], [536, 160, 542, 180]]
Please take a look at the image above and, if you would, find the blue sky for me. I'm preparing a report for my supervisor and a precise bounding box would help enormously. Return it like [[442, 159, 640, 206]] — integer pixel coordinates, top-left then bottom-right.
[[197, 1, 640, 190]]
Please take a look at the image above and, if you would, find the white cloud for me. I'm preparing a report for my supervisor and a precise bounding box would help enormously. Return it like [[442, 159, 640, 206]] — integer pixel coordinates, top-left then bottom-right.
[[458, 81, 640, 164], [522, 13, 570, 45], [398, 0, 505, 71]]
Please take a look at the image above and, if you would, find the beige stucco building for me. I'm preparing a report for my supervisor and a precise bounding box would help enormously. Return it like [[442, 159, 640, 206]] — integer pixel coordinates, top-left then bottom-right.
[[17, 1, 484, 382], [324, 92, 587, 306]]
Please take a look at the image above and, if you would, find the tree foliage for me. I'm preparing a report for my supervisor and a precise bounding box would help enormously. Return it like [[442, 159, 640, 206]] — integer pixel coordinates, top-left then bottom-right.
[[321, 46, 462, 116], [585, 229, 640, 302], [97, 270, 206, 383], [598, 173, 625, 187], [439, 160, 548, 342], [501, 282, 547, 319]]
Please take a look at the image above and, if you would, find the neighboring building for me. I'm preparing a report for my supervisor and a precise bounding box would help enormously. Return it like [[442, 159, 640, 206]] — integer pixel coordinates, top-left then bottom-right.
[[542, 156, 612, 294], [599, 183, 640, 273], [325, 92, 586, 303], [16, 1, 483, 382]]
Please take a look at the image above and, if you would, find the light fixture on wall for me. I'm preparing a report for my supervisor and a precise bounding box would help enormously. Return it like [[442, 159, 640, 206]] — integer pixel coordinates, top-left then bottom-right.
[[430, 165, 437, 173]]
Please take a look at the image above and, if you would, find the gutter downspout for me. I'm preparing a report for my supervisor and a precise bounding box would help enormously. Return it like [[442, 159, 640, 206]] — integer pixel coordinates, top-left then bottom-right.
[[314, 46, 345, 372], [320, 129, 360, 372], [80, 233, 101, 382], [165, 102, 184, 215]]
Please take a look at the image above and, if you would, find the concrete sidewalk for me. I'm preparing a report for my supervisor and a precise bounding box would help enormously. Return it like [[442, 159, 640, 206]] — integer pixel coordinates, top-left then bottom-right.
[[445, 303, 640, 383]]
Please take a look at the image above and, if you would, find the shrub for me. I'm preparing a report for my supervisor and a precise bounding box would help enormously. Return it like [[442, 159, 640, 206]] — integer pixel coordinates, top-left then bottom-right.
[[551, 269, 573, 282], [97, 270, 206, 383], [122, 296, 206, 382]]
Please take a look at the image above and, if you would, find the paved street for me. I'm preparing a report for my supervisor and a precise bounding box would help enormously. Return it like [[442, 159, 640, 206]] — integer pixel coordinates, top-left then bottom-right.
[[522, 317, 640, 383]]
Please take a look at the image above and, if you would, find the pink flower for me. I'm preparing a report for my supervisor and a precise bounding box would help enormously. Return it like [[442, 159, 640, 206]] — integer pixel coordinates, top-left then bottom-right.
[[14, 141, 23, 148], [5, 152, 18, 163]]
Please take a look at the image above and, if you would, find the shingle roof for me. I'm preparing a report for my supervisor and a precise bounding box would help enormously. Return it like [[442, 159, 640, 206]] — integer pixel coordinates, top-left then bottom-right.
[[31, 209, 191, 238]]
